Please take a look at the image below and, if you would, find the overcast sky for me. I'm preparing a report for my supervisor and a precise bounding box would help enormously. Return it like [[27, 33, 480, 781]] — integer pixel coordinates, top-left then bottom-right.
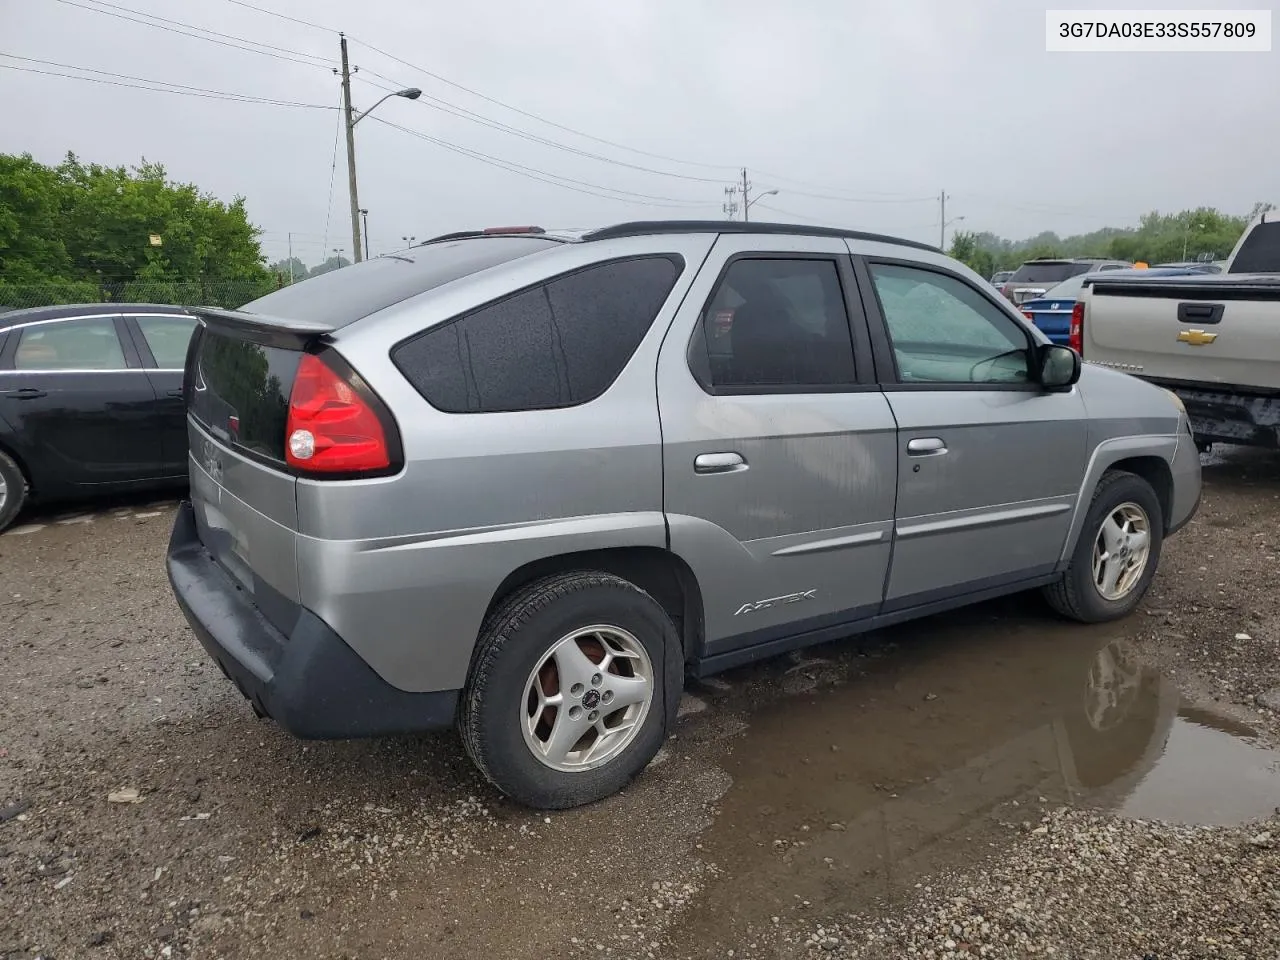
[[3, 0, 1276, 266]]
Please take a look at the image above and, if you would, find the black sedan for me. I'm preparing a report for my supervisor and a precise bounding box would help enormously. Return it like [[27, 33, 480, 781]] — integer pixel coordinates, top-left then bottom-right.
[[0, 303, 197, 531]]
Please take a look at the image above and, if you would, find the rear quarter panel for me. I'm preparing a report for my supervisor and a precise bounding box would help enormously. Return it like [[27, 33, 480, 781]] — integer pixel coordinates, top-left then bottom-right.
[[291, 234, 718, 693]]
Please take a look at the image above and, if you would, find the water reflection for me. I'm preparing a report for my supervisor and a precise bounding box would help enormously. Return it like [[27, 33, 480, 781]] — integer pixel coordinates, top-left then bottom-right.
[[673, 604, 1280, 946]]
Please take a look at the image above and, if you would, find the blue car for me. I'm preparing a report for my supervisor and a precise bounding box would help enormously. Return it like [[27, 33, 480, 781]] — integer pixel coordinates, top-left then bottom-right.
[[1019, 266, 1216, 346]]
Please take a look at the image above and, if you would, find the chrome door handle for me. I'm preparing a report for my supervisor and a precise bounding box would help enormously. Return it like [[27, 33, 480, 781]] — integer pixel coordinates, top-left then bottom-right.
[[694, 452, 746, 474], [906, 437, 947, 456]]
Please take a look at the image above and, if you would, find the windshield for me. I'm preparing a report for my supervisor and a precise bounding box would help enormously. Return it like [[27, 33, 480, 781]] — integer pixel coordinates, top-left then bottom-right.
[[1009, 261, 1093, 284], [1038, 274, 1089, 300]]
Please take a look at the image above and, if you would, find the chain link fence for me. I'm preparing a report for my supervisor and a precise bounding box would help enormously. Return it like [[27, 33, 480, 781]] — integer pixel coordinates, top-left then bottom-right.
[[0, 277, 284, 313]]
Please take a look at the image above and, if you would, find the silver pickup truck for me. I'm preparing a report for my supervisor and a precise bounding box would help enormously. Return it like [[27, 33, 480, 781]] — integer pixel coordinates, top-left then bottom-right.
[[1076, 210, 1280, 451]]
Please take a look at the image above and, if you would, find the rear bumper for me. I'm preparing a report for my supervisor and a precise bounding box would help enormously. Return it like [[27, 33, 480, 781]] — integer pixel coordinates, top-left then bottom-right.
[[166, 501, 458, 738]]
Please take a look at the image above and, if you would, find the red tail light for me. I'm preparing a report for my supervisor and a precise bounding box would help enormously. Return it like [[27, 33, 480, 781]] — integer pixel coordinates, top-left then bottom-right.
[[285, 352, 397, 476], [1069, 302, 1085, 355], [1022, 310, 1035, 322]]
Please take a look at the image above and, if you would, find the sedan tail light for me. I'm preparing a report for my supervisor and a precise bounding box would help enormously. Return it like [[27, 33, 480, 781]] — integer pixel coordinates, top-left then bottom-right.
[[1069, 302, 1085, 355]]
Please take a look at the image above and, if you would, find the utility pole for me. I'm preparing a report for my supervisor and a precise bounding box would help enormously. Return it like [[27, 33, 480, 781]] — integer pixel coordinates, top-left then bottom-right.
[[741, 168, 752, 222], [339, 34, 363, 263], [939, 190, 947, 249], [287, 232, 294, 283]]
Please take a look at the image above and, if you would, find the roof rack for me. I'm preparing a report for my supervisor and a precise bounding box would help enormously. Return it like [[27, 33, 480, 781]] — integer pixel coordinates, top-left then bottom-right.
[[581, 220, 939, 253], [418, 226, 556, 246]]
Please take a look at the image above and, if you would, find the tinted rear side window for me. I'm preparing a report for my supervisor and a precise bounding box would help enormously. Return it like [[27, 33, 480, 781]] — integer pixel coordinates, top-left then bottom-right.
[[1229, 221, 1280, 273], [239, 237, 558, 326], [1009, 262, 1092, 284], [695, 258, 857, 390], [188, 328, 302, 462], [392, 256, 681, 413]]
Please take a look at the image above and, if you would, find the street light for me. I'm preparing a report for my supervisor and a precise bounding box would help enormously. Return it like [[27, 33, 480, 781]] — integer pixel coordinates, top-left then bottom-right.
[[359, 208, 370, 260], [1183, 218, 1205, 261], [942, 214, 965, 250], [744, 188, 779, 221], [340, 35, 421, 264]]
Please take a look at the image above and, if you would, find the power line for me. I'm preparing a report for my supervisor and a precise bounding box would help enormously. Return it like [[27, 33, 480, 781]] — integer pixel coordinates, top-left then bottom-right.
[[65, 0, 331, 64], [0, 60, 334, 107], [350, 38, 737, 174], [212, 0, 335, 33], [369, 117, 717, 208], [355, 71, 731, 186], [751, 202, 845, 227], [321, 86, 344, 258], [48, 0, 331, 71], [773, 186, 936, 205]]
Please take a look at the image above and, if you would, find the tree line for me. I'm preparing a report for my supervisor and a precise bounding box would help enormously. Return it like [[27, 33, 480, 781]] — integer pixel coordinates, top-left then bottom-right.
[[948, 202, 1274, 279], [0, 151, 275, 308]]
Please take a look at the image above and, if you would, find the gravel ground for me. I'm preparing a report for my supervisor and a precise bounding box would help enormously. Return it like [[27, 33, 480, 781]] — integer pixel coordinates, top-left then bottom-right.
[[2, 447, 1279, 960], [797, 809, 1280, 958]]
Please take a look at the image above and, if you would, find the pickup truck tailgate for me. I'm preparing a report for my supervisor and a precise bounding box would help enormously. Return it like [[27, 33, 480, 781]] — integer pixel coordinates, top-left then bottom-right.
[[1084, 275, 1280, 390]]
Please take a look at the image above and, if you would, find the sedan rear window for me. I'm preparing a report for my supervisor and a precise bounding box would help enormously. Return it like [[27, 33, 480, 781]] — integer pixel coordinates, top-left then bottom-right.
[[1009, 262, 1093, 284], [1038, 274, 1089, 300]]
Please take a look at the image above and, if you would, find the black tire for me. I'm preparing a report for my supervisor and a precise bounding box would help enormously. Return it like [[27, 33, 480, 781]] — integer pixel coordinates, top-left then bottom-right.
[[1043, 470, 1164, 623], [459, 571, 682, 809], [0, 450, 27, 533]]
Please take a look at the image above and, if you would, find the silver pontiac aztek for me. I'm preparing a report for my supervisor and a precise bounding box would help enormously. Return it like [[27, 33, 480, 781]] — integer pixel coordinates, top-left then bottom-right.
[[166, 221, 1201, 809]]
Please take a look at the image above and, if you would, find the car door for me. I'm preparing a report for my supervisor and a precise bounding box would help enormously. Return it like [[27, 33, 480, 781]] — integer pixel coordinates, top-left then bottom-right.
[[657, 234, 899, 665], [125, 312, 199, 473], [0, 313, 165, 488], [851, 253, 1088, 610]]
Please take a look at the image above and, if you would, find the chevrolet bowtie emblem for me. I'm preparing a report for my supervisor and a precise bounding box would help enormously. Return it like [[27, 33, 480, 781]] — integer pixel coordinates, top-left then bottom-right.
[[1177, 329, 1218, 346]]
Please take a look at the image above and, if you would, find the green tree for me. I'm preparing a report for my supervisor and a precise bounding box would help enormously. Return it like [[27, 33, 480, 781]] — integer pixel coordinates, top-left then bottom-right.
[[949, 230, 995, 279], [0, 154, 74, 282], [307, 255, 350, 278], [268, 257, 309, 283], [0, 151, 272, 302]]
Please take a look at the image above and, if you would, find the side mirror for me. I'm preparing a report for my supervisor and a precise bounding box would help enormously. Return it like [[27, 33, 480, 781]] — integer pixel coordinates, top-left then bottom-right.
[[1038, 343, 1081, 390]]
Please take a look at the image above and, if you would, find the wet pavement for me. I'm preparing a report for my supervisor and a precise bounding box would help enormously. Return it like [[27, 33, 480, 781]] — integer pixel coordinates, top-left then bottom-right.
[[3, 446, 1280, 958], [660, 599, 1280, 952]]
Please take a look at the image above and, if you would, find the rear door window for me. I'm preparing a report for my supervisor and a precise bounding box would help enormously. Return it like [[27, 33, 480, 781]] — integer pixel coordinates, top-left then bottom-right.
[[133, 315, 198, 368], [14, 317, 126, 370], [695, 258, 858, 390], [392, 256, 681, 413], [188, 329, 302, 462]]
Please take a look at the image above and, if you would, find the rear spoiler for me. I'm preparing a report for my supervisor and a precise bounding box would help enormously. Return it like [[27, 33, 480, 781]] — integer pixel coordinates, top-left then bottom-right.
[[188, 306, 334, 349]]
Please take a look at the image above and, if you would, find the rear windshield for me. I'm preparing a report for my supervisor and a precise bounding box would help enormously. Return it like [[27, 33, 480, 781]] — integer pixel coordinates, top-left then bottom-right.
[[1009, 262, 1093, 284], [1039, 274, 1089, 300], [188, 327, 302, 463], [1229, 221, 1280, 274], [238, 236, 558, 324]]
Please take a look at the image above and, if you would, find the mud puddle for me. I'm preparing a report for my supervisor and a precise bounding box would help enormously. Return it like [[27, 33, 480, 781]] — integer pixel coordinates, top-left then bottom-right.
[[666, 597, 1280, 953]]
